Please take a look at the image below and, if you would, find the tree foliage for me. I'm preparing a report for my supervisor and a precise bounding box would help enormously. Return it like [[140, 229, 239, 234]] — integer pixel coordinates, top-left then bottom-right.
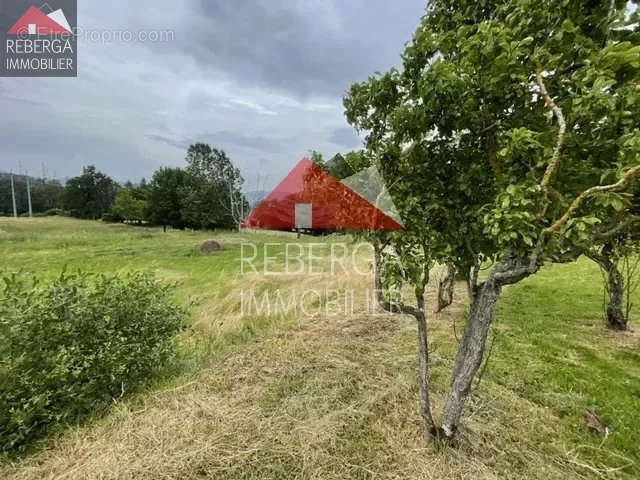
[[0, 175, 64, 216], [113, 187, 148, 223], [181, 144, 246, 230], [63, 166, 118, 220], [326, 151, 371, 180], [344, 0, 640, 441], [147, 167, 190, 230]]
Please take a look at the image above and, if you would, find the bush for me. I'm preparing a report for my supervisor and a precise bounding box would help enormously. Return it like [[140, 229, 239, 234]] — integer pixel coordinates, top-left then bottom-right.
[[101, 212, 123, 223], [0, 271, 187, 452]]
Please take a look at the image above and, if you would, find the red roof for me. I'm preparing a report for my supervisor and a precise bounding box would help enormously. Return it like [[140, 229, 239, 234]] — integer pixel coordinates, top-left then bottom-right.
[[7, 6, 72, 35], [242, 158, 403, 231]]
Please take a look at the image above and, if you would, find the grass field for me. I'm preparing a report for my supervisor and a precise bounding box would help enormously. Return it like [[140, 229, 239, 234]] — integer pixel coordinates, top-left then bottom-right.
[[0, 217, 639, 479]]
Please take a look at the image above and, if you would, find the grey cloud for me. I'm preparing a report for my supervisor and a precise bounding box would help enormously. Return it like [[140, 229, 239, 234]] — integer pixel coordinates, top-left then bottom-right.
[[170, 0, 426, 98], [146, 130, 284, 152], [329, 127, 361, 149], [144, 134, 192, 150], [203, 131, 280, 151], [0, 1, 426, 186], [0, 122, 159, 183]]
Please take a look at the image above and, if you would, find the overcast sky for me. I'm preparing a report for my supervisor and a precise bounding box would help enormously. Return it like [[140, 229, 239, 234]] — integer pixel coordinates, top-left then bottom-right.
[[0, 0, 426, 189]]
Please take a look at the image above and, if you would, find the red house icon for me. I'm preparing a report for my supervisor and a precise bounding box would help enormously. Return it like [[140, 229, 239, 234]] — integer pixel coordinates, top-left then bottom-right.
[[242, 158, 403, 231], [7, 6, 72, 35]]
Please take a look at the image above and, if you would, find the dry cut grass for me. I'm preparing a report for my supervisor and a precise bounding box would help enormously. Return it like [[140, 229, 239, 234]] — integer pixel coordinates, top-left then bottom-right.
[[0, 276, 589, 480]]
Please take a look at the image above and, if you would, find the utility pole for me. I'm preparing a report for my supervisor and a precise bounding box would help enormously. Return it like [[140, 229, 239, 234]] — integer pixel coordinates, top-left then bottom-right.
[[26, 171, 33, 217], [10, 173, 17, 218]]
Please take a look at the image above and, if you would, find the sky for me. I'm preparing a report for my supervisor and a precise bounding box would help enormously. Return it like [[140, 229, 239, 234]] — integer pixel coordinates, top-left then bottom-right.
[[0, 0, 427, 190]]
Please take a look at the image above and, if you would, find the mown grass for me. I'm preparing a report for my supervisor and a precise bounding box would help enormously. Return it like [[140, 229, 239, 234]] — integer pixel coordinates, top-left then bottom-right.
[[0, 217, 638, 479], [490, 261, 640, 475]]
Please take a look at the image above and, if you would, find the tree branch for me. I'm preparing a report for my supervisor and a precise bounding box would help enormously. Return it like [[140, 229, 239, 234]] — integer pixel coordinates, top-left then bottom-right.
[[544, 165, 640, 235], [536, 63, 567, 218], [584, 250, 609, 268], [492, 252, 538, 286], [593, 215, 640, 241]]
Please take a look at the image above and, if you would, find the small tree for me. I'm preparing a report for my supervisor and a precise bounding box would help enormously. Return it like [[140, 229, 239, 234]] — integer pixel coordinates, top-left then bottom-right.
[[113, 187, 148, 224], [181, 144, 245, 230], [586, 229, 640, 330], [147, 167, 189, 231], [345, 0, 639, 441]]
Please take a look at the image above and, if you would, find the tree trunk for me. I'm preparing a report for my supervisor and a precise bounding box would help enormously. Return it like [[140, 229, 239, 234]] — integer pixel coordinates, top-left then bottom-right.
[[375, 243, 536, 442], [441, 254, 533, 439], [373, 240, 437, 438], [605, 261, 627, 330], [437, 264, 457, 312], [586, 247, 628, 331], [441, 277, 500, 437], [416, 292, 437, 438]]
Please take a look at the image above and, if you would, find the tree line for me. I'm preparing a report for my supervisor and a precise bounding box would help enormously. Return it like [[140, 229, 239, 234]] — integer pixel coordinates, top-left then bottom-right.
[[0, 143, 247, 231], [0, 174, 65, 216]]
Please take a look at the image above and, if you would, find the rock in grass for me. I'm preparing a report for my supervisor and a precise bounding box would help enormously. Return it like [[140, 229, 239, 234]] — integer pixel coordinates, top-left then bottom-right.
[[200, 240, 222, 254]]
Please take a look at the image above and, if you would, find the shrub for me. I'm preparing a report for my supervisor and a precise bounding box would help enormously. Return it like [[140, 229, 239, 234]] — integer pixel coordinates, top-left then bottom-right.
[[0, 271, 187, 452], [101, 212, 123, 223]]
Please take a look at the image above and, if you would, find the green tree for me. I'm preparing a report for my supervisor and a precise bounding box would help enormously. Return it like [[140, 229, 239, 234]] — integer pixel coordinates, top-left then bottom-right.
[[181, 143, 246, 230], [586, 184, 640, 329], [147, 167, 189, 231], [113, 187, 148, 223], [63, 166, 118, 219], [309, 150, 325, 168], [31, 180, 64, 213], [345, 0, 639, 441], [0, 175, 64, 216], [326, 151, 371, 179]]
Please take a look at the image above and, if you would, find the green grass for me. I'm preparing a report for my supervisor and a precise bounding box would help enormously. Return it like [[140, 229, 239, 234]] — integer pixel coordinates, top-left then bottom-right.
[[490, 260, 640, 474], [1, 217, 639, 479], [0, 217, 354, 375], [0, 217, 339, 308]]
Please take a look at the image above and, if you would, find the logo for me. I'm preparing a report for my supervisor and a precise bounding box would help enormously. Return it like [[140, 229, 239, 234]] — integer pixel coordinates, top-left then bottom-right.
[[1, 1, 77, 77], [8, 5, 72, 35], [242, 158, 404, 232]]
